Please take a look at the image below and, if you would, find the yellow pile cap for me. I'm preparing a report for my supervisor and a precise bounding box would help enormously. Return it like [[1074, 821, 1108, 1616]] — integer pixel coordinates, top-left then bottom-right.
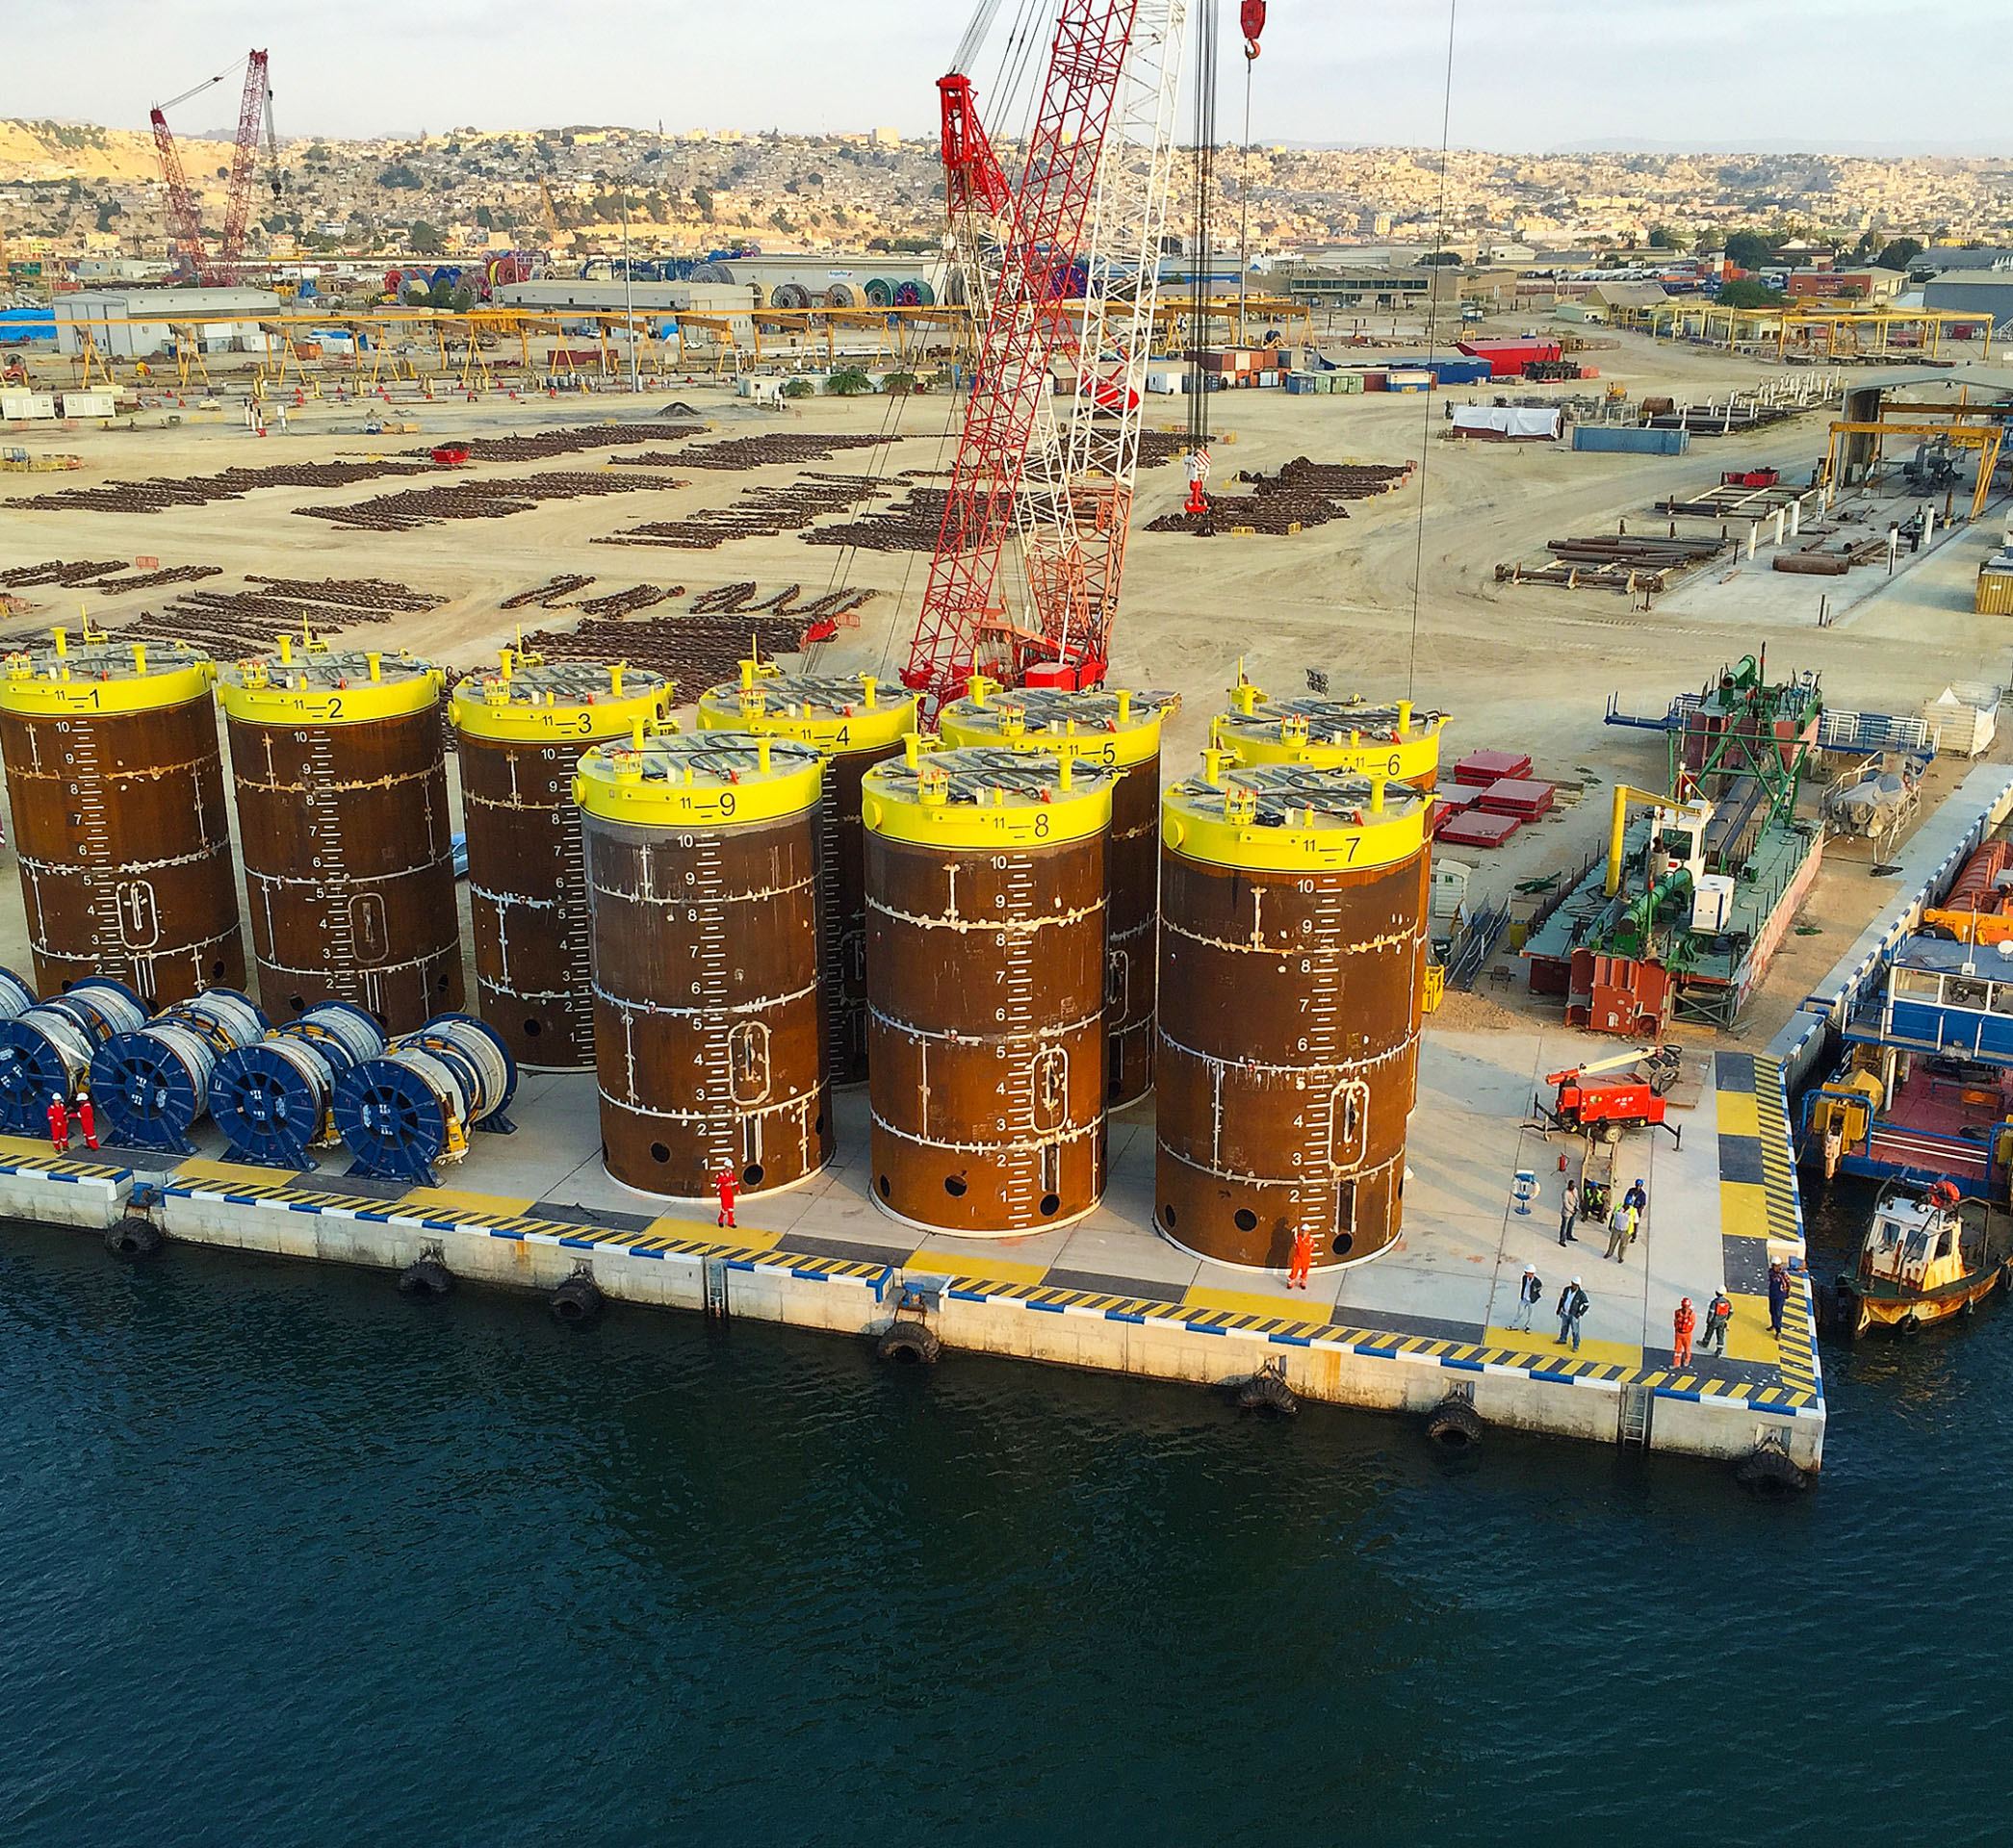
[[574, 728, 825, 828], [938, 677, 1178, 769], [696, 658, 916, 755], [1162, 751, 1429, 873], [0, 628, 215, 716], [452, 651, 672, 743], [862, 740, 1114, 849], [1213, 667, 1446, 784], [219, 636, 443, 726]]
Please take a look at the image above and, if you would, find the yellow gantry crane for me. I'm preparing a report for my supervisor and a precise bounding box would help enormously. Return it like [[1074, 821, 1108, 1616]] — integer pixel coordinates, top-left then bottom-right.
[[1821, 410, 2006, 523]]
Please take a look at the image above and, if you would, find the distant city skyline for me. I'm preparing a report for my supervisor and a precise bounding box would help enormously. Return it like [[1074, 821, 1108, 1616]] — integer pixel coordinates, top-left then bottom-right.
[[33, 0, 2010, 155]]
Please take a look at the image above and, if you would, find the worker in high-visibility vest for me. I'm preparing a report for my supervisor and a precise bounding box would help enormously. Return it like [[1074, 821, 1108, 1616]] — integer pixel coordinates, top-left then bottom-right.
[[72, 1089, 97, 1151], [1672, 1296, 1697, 1367], [715, 1162, 738, 1230], [46, 1092, 68, 1155]]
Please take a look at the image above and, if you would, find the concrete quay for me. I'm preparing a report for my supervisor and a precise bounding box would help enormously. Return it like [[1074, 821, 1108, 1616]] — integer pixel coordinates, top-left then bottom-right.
[[3, 1016, 1821, 1471]]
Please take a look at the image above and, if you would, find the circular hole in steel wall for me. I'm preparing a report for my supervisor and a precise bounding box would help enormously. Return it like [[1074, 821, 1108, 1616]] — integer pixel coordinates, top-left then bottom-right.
[[1233, 1208, 1257, 1232], [289, 995, 307, 1014], [943, 1175, 968, 1197], [1040, 1193, 1060, 1218], [743, 1164, 765, 1187], [1333, 1232, 1355, 1257], [650, 1142, 671, 1165], [877, 1174, 891, 1201], [523, 1018, 542, 1038], [1161, 1203, 1175, 1230]]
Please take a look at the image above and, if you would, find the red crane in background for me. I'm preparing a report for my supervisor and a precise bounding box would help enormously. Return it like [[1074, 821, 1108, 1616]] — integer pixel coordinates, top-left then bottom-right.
[[904, 0, 1267, 711], [149, 50, 281, 286]]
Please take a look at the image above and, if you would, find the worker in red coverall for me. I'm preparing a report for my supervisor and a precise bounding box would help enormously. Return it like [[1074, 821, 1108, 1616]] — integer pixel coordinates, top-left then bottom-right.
[[46, 1092, 67, 1155], [72, 1089, 97, 1151], [1287, 1226, 1314, 1291], [1672, 1296, 1697, 1367], [715, 1162, 737, 1229]]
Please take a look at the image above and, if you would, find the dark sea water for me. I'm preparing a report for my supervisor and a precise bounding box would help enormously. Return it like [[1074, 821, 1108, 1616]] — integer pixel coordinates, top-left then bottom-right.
[[0, 1177, 1997, 1847]]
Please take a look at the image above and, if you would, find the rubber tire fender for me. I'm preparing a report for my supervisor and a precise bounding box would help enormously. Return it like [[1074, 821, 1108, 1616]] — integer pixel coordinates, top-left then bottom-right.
[[1734, 1449, 1811, 1496], [1235, 1369, 1299, 1415], [876, 1320, 941, 1365], [105, 1218, 164, 1261], [551, 1274, 605, 1326], [398, 1256, 453, 1299], [1424, 1398, 1485, 1450]]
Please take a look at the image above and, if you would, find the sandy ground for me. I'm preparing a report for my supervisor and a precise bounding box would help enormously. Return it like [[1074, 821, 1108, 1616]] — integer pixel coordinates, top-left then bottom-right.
[[0, 325, 2005, 1050]]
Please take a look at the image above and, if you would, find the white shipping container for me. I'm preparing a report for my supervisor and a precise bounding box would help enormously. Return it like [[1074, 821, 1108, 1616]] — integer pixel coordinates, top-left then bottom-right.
[[60, 391, 116, 419], [1, 392, 55, 421], [1145, 371, 1181, 395]]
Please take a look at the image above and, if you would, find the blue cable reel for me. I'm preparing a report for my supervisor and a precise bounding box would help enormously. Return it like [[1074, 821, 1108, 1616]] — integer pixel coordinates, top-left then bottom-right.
[[0, 977, 147, 1134], [332, 1013, 516, 1186], [89, 988, 268, 1154], [208, 1000, 388, 1170]]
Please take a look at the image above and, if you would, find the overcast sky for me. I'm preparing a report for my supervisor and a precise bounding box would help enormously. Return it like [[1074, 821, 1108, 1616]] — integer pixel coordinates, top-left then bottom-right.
[[26, 0, 2007, 153]]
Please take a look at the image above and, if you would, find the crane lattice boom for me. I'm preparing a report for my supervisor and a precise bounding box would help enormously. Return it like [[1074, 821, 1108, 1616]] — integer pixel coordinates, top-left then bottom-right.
[[904, 1, 1145, 709], [149, 50, 274, 288]]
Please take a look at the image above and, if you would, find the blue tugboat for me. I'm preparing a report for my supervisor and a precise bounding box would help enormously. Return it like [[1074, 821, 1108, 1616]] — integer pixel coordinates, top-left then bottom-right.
[[1800, 932, 2013, 1200]]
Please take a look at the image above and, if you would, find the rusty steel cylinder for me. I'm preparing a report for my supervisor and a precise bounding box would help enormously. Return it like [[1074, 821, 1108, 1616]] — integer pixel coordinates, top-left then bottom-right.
[[578, 729, 831, 1199], [1156, 755, 1432, 1272], [863, 742, 1114, 1236], [0, 631, 244, 1005], [939, 678, 1177, 1109], [219, 644, 459, 1033], [452, 654, 672, 1070], [696, 660, 916, 1086], [1212, 667, 1447, 790]]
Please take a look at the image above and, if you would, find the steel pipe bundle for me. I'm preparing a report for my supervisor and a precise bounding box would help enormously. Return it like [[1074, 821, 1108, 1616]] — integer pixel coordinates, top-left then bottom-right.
[[332, 1014, 517, 1186], [89, 988, 268, 1153], [208, 1001, 389, 1170], [0, 978, 149, 1133]]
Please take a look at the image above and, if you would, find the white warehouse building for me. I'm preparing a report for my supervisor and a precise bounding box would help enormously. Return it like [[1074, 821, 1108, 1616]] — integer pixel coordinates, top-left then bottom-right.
[[55, 287, 282, 359]]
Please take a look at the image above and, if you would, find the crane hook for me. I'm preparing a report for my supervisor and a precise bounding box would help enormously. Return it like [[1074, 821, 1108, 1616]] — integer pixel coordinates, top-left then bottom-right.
[[1240, 0, 1266, 59]]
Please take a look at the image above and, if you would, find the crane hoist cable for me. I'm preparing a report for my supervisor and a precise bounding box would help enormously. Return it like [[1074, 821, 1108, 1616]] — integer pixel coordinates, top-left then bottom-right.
[[1185, 0, 1219, 461]]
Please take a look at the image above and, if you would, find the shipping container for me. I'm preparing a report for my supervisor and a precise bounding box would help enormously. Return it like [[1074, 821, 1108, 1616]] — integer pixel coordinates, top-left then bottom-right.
[[1570, 424, 1690, 455], [1978, 560, 2013, 617], [1358, 371, 1388, 392], [1331, 371, 1363, 394]]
